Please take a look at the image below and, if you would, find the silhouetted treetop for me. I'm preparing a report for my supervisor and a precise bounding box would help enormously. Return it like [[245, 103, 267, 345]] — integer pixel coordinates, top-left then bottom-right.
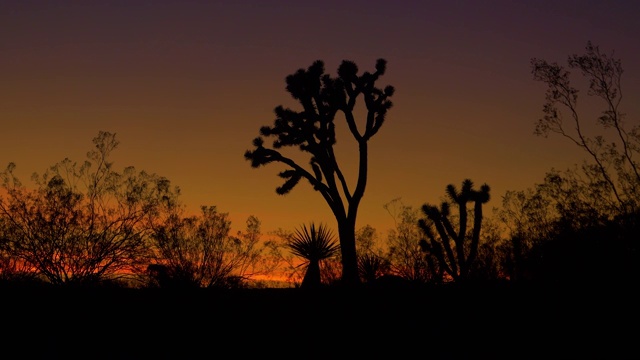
[[530, 41, 638, 214], [247, 59, 394, 175]]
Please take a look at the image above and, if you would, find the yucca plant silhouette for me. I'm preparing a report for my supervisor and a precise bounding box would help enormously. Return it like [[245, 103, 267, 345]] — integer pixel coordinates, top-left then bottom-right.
[[287, 222, 339, 289], [358, 253, 389, 284]]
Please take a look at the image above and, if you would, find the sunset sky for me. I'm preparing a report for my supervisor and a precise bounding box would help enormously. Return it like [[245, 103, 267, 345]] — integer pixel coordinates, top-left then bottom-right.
[[2, 0, 639, 238]]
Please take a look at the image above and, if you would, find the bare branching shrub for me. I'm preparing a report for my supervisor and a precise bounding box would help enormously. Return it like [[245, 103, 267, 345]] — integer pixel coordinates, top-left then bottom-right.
[[0, 132, 177, 287]]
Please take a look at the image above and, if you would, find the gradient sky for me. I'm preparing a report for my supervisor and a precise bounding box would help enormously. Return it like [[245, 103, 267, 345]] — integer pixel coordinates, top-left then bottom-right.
[[2, 0, 640, 238]]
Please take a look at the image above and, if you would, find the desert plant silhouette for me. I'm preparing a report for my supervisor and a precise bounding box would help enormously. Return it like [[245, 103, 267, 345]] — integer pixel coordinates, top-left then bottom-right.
[[286, 222, 339, 289], [245, 58, 394, 287], [419, 179, 491, 282], [0, 131, 179, 287], [357, 253, 389, 284], [531, 41, 640, 215], [493, 41, 640, 283]]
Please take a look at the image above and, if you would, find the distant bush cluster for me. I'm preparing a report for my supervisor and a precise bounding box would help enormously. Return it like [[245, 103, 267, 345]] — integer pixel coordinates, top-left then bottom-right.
[[0, 132, 286, 289]]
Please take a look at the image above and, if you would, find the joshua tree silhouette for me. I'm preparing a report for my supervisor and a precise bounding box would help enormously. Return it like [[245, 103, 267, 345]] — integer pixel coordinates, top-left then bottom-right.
[[419, 179, 491, 282], [245, 59, 394, 287]]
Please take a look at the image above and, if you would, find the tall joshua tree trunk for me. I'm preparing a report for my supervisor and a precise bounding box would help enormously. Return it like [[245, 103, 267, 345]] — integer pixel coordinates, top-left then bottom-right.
[[337, 217, 359, 287]]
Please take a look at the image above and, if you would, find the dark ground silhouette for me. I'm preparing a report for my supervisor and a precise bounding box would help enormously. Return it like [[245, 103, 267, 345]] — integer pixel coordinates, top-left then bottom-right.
[[3, 282, 637, 359]]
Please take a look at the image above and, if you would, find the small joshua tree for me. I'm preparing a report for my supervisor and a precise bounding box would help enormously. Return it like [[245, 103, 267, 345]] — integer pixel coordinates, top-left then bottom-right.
[[418, 179, 491, 282]]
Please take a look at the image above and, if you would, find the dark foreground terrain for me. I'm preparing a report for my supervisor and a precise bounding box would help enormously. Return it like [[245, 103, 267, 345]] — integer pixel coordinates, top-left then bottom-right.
[[2, 282, 638, 359]]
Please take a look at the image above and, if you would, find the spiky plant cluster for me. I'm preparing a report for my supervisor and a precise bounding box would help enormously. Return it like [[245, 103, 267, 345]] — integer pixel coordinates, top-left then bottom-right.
[[357, 253, 389, 284], [287, 222, 339, 263]]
